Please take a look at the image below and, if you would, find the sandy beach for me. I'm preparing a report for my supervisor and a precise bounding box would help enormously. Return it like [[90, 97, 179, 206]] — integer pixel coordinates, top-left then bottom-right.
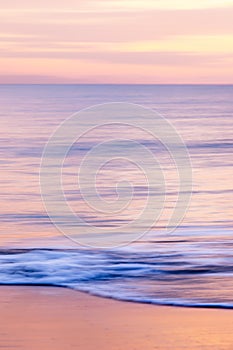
[[0, 286, 232, 350]]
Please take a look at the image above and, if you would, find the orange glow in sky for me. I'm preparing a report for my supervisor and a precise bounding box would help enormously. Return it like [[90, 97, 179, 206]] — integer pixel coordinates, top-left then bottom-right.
[[0, 0, 232, 83]]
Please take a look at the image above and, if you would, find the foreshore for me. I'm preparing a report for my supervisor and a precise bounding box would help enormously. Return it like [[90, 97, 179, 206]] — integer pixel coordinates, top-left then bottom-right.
[[0, 286, 232, 350]]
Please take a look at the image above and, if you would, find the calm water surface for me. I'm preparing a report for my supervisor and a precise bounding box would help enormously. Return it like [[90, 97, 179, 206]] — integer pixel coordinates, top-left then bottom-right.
[[0, 84, 232, 307]]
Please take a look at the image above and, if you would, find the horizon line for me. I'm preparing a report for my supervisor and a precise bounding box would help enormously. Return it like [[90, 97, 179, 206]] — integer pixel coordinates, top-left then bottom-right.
[[0, 83, 232, 86]]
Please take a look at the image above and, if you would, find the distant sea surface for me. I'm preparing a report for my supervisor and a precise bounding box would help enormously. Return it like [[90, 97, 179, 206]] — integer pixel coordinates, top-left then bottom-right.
[[0, 84, 233, 308]]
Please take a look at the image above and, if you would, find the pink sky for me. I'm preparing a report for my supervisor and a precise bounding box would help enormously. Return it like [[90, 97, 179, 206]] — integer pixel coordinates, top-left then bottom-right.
[[0, 0, 232, 83]]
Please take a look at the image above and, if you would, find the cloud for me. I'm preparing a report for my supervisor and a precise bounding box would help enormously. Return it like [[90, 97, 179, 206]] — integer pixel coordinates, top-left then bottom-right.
[[0, 7, 232, 42], [1, 34, 232, 59], [1, 47, 232, 67], [0, 0, 232, 11], [0, 74, 63, 84], [0, 1, 232, 83]]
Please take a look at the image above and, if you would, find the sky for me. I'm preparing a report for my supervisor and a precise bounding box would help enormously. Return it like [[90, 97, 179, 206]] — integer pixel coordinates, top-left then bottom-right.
[[0, 0, 232, 84]]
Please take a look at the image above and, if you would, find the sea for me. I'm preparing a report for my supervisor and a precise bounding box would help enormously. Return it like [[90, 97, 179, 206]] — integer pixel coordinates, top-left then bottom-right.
[[0, 84, 232, 308]]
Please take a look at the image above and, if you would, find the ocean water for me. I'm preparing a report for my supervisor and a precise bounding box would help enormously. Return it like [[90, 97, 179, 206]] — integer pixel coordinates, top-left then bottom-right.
[[0, 84, 233, 308]]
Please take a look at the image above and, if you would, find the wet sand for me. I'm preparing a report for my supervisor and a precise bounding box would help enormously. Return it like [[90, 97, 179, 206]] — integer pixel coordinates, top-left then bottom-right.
[[0, 286, 233, 350]]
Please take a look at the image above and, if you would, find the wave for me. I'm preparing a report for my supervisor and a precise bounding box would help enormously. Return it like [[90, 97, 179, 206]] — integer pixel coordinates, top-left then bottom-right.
[[1, 248, 233, 309]]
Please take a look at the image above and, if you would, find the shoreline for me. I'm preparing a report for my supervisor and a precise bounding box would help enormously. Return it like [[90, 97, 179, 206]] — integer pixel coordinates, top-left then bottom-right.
[[0, 286, 233, 350]]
